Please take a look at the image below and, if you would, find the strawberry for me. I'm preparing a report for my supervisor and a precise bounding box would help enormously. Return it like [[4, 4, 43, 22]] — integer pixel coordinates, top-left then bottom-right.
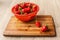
[[32, 8, 35, 12], [15, 4, 19, 9], [20, 3, 25, 8], [15, 10, 20, 14], [13, 7, 19, 14], [32, 5, 37, 12], [24, 3, 30, 7], [35, 21, 41, 27], [41, 25, 48, 32], [25, 7, 30, 12], [22, 9, 25, 13], [14, 8, 18, 12], [22, 7, 30, 13]]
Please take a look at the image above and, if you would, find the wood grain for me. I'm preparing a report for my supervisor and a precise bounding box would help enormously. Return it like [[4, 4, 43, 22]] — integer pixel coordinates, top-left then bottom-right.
[[3, 15, 56, 37]]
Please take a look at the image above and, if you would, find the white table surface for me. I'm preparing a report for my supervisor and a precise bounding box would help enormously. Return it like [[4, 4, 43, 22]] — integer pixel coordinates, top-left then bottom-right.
[[0, 0, 60, 40]]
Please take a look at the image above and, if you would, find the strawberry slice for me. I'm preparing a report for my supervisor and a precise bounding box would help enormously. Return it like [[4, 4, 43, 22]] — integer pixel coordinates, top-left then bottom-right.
[[35, 21, 41, 27], [41, 25, 48, 32]]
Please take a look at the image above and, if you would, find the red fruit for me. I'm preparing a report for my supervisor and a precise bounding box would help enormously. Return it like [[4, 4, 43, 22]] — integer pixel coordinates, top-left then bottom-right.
[[20, 3, 25, 8], [15, 10, 20, 14], [22, 7, 30, 13], [35, 21, 40, 27], [32, 5, 37, 12], [22, 9, 24, 12], [25, 7, 30, 12], [19, 7, 22, 10], [32, 8, 35, 12], [41, 25, 48, 32], [12, 8, 18, 13], [14, 8, 18, 11], [24, 3, 30, 7], [24, 13, 27, 15], [12, 4, 19, 14], [15, 4, 19, 9]]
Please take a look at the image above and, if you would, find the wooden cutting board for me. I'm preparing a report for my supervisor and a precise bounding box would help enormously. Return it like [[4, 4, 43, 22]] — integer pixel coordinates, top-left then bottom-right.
[[3, 15, 56, 37]]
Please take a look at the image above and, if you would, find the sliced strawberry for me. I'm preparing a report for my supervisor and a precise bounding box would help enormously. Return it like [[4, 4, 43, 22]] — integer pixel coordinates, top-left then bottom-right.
[[41, 25, 48, 32], [35, 21, 41, 27]]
